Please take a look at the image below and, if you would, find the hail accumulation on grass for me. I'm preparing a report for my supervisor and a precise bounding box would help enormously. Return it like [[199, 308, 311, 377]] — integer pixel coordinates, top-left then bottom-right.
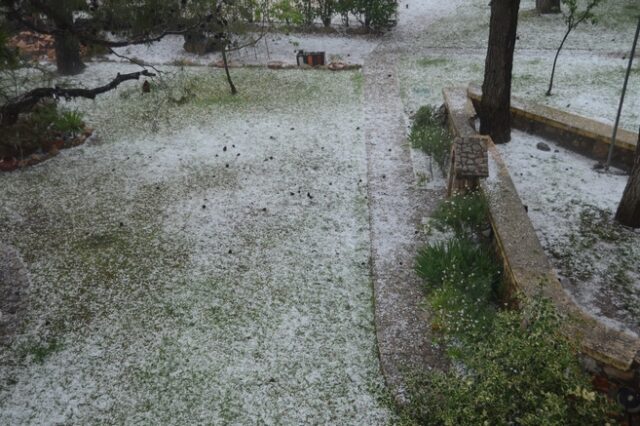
[[495, 131, 640, 337], [397, 0, 639, 131], [0, 64, 393, 424]]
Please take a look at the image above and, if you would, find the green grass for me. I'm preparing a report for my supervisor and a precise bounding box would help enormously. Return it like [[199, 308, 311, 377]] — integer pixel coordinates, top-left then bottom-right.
[[0, 67, 392, 424], [21, 339, 62, 364], [431, 191, 489, 237], [416, 57, 448, 68], [87, 68, 357, 142], [351, 71, 364, 95]]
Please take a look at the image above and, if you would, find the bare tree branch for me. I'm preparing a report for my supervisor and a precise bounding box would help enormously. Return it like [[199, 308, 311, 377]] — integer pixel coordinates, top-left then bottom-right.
[[107, 47, 163, 74], [1, 69, 154, 125]]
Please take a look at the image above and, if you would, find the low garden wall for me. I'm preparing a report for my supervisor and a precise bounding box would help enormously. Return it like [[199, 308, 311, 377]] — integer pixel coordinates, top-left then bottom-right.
[[467, 84, 638, 171], [443, 86, 640, 400]]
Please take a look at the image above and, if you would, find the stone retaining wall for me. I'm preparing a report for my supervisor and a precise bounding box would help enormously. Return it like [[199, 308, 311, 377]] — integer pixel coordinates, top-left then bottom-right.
[[467, 84, 638, 171]]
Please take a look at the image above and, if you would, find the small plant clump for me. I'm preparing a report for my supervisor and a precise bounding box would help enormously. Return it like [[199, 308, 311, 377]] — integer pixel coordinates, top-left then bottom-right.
[[409, 105, 452, 175], [405, 191, 618, 425], [54, 110, 84, 135]]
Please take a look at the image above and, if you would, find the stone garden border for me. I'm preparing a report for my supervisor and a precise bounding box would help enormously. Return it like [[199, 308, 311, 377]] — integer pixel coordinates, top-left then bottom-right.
[[443, 86, 640, 397], [467, 84, 638, 171], [0, 127, 94, 172]]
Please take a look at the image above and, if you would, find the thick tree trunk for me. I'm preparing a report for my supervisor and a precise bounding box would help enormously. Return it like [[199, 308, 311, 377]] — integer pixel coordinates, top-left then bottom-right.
[[55, 30, 85, 75], [50, 3, 85, 75], [479, 0, 521, 144], [615, 129, 640, 228], [536, 0, 561, 14]]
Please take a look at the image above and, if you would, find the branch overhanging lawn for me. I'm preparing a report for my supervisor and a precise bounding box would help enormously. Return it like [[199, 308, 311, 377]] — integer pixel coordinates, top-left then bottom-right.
[[1, 70, 155, 125]]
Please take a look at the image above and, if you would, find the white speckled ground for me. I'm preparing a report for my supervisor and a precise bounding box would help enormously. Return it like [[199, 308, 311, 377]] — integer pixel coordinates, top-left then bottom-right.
[[0, 66, 392, 425], [497, 131, 640, 337], [2, 0, 638, 422]]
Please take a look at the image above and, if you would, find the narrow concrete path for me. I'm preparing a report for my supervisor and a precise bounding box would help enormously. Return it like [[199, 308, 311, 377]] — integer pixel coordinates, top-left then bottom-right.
[[364, 35, 447, 402]]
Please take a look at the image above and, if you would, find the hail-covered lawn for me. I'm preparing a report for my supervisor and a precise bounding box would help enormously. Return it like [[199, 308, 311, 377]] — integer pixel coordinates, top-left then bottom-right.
[[412, 0, 639, 52], [0, 64, 393, 424], [397, 0, 640, 131], [496, 131, 640, 337], [107, 33, 378, 67]]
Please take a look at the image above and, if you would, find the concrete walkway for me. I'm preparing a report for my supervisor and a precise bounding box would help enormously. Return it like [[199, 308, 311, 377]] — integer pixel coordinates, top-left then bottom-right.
[[363, 15, 449, 402]]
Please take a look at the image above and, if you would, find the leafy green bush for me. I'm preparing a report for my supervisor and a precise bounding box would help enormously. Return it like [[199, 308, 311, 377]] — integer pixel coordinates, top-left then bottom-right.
[[29, 102, 59, 132], [402, 298, 616, 426], [268, 0, 397, 31], [270, 0, 304, 26], [409, 105, 451, 175], [28, 104, 84, 136], [431, 191, 489, 237], [357, 0, 397, 30]]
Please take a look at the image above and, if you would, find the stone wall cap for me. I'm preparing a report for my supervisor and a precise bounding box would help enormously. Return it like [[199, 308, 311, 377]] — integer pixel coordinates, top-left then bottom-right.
[[453, 136, 489, 178]]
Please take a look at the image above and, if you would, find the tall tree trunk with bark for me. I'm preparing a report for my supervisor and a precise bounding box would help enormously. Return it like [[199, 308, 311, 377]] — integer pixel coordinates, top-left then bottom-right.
[[536, 0, 561, 14], [52, 6, 85, 76], [479, 0, 521, 144], [615, 129, 640, 228], [55, 30, 85, 75]]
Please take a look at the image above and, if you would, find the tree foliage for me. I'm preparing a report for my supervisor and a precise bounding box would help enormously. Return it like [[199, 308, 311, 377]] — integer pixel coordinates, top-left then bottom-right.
[[268, 0, 397, 31]]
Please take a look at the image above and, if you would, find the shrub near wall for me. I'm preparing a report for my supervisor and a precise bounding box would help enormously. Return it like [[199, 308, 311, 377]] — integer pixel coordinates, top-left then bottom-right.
[[403, 192, 618, 426]]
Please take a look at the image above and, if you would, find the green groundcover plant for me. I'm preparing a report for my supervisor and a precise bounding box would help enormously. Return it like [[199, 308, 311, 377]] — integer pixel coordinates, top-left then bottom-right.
[[405, 191, 618, 425]]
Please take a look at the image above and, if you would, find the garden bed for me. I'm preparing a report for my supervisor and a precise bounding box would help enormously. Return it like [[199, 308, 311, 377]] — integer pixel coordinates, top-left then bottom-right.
[[0, 127, 94, 172], [498, 130, 640, 338]]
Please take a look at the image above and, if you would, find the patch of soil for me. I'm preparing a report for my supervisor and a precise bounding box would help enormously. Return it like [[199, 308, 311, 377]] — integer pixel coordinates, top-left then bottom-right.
[[9, 31, 99, 62], [0, 129, 93, 172], [8, 31, 56, 61]]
